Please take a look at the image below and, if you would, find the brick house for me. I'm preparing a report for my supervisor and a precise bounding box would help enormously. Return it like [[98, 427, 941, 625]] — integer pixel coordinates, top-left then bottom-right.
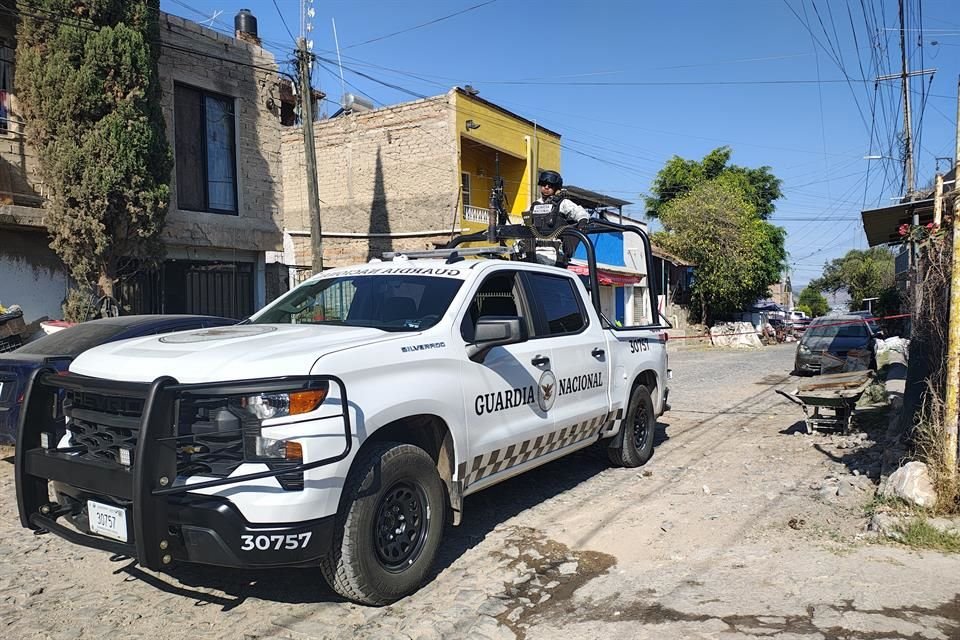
[[280, 87, 563, 270], [0, 5, 284, 325]]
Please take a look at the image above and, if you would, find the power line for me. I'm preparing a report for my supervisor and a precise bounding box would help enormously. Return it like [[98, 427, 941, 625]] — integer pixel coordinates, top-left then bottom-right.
[[270, 0, 296, 45], [318, 52, 887, 239], [455, 78, 870, 87], [6, 4, 295, 80], [338, 0, 498, 51], [161, 0, 293, 53], [801, 0, 834, 207]]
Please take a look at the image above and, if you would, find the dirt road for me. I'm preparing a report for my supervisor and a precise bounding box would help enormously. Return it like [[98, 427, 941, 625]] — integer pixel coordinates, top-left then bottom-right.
[[2, 344, 958, 639]]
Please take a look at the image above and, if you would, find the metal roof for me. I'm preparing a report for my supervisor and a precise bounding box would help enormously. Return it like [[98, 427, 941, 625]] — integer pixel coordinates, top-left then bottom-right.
[[860, 198, 935, 247], [563, 185, 632, 209], [861, 166, 956, 247], [650, 244, 695, 267]]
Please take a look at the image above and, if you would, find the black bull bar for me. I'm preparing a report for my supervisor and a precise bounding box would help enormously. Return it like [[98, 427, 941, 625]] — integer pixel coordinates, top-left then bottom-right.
[[15, 370, 351, 570]]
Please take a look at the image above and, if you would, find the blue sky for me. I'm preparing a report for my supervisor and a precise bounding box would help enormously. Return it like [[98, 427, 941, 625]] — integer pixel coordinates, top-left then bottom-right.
[[160, 0, 959, 288]]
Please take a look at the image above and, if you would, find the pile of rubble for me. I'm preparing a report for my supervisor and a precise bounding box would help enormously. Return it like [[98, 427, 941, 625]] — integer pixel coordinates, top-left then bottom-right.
[[0, 304, 25, 352]]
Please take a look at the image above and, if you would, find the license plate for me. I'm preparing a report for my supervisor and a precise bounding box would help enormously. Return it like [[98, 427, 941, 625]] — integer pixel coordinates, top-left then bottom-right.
[[88, 500, 128, 542]]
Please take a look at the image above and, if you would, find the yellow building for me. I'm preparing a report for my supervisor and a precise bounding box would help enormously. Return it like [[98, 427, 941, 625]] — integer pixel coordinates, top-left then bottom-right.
[[455, 88, 562, 232], [282, 87, 563, 268]]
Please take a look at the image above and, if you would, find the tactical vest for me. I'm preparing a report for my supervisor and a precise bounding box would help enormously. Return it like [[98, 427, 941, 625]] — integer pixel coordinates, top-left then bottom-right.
[[522, 196, 566, 240]]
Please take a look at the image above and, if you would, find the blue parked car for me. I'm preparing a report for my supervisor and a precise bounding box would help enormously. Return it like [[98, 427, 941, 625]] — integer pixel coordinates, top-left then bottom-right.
[[0, 315, 236, 443]]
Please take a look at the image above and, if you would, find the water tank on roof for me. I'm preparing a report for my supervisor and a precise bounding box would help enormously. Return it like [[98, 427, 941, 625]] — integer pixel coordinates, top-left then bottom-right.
[[342, 93, 374, 113], [235, 9, 258, 38]]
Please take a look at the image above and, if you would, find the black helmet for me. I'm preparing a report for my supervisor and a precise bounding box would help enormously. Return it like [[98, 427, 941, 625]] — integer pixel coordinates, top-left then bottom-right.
[[538, 170, 563, 189]]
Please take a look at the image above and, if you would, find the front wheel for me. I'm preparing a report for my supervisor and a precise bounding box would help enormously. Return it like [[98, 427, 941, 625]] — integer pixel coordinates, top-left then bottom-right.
[[320, 442, 446, 606], [608, 385, 656, 467]]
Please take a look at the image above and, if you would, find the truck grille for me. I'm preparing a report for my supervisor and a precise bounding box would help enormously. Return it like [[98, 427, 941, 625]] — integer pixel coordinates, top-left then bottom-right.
[[66, 391, 144, 465], [63, 387, 302, 490]]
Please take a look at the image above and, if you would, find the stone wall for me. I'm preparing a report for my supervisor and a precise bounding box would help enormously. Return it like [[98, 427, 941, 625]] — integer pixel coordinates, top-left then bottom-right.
[[0, 2, 43, 215], [281, 94, 460, 268], [157, 13, 283, 253], [0, 11, 283, 255]]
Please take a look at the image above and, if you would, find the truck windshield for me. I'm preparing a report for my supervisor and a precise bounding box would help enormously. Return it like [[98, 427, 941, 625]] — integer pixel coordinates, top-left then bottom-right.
[[252, 275, 463, 331]]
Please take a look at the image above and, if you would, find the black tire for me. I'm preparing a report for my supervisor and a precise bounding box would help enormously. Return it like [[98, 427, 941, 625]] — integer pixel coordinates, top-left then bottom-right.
[[320, 442, 446, 606], [608, 385, 656, 468]]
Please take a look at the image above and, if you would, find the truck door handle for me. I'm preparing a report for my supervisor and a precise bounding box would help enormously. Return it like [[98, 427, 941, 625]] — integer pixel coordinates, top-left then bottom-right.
[[531, 355, 550, 367], [591, 348, 605, 359]]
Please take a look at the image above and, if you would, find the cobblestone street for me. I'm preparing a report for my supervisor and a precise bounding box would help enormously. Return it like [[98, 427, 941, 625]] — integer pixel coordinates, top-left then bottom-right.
[[3, 344, 959, 639]]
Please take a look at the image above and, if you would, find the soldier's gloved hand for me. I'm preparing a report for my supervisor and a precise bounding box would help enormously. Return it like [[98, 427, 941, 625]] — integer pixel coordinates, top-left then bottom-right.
[[576, 218, 590, 231]]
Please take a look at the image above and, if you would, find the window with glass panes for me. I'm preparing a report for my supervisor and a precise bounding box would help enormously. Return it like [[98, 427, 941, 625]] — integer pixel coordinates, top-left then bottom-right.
[[174, 84, 237, 214]]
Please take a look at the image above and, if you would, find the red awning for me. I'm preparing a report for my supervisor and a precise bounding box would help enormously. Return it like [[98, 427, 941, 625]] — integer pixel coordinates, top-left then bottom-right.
[[567, 263, 643, 286]]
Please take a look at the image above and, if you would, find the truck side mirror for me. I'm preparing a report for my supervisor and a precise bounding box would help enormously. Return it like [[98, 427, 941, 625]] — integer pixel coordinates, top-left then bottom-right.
[[466, 316, 527, 362]]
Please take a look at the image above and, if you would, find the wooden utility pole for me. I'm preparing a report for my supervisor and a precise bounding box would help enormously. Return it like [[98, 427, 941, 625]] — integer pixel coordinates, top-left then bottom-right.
[[943, 75, 960, 482], [297, 37, 323, 272], [898, 0, 915, 198]]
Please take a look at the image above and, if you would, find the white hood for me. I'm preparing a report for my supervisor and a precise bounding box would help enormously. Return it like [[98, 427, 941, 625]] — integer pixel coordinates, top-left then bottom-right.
[[70, 324, 408, 383]]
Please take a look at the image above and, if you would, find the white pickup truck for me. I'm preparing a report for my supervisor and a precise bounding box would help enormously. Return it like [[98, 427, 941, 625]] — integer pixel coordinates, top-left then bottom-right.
[[16, 225, 669, 605]]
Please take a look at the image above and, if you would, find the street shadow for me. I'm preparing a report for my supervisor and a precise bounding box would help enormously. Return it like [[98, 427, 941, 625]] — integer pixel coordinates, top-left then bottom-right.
[[116, 559, 345, 611], [653, 420, 671, 447], [430, 416, 670, 576], [114, 423, 671, 610], [430, 428, 660, 578], [779, 420, 808, 436]]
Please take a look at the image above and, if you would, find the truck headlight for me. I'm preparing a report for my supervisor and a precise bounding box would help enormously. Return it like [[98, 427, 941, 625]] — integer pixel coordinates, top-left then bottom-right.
[[240, 387, 327, 420]]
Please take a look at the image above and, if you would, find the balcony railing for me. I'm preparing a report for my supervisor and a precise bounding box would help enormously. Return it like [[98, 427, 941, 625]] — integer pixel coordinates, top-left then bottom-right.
[[463, 204, 492, 223]]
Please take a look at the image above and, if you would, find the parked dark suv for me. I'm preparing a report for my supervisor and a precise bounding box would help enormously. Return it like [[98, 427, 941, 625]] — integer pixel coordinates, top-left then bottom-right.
[[0, 315, 236, 443], [849, 310, 882, 335], [793, 315, 876, 375]]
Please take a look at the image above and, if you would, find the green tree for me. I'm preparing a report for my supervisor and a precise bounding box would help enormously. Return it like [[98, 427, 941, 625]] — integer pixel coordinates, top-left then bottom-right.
[[653, 180, 787, 325], [808, 248, 895, 311], [797, 287, 829, 317], [645, 146, 783, 220], [16, 0, 172, 309]]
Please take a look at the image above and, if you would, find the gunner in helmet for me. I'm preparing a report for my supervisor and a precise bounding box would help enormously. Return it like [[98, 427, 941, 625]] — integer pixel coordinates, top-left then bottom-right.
[[529, 170, 590, 265], [534, 170, 589, 225]]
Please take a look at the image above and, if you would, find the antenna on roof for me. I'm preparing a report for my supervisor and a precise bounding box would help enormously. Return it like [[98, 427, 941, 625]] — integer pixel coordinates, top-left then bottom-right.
[[199, 9, 223, 27], [331, 18, 347, 108]]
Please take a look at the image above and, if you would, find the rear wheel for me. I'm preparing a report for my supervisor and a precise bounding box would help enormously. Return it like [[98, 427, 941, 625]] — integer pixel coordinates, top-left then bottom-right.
[[608, 385, 656, 467], [320, 442, 445, 606]]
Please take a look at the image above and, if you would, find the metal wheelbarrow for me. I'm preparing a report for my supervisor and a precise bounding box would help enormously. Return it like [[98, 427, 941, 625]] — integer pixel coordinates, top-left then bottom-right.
[[776, 370, 874, 434]]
